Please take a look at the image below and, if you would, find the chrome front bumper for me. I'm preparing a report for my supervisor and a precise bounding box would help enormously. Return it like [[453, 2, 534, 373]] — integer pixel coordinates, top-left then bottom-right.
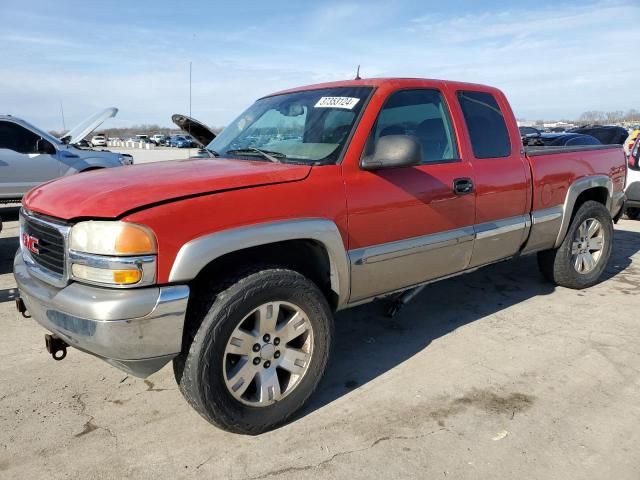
[[14, 252, 189, 377]]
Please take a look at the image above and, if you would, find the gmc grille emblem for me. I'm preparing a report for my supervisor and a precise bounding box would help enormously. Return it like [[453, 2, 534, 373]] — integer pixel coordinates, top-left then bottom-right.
[[22, 233, 40, 255]]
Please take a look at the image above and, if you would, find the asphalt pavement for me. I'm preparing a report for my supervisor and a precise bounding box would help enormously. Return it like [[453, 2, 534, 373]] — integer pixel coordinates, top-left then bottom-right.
[[1, 201, 640, 479]]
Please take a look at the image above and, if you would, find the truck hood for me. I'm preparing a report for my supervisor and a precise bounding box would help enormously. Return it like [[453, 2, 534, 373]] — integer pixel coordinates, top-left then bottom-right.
[[24, 158, 311, 220], [60, 107, 118, 145]]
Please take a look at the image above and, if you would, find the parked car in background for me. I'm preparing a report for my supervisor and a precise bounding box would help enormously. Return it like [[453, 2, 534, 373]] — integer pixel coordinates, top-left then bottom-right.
[[126, 135, 154, 146], [183, 135, 198, 147], [151, 134, 168, 145], [0, 108, 133, 202], [14, 77, 626, 435], [519, 126, 542, 138], [568, 125, 629, 145], [166, 135, 180, 147], [168, 135, 196, 148], [625, 139, 640, 219], [91, 134, 107, 147], [625, 129, 640, 155], [526, 133, 602, 147]]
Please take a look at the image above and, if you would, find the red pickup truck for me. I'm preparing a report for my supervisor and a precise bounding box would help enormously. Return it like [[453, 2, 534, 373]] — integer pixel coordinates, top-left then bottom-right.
[[14, 78, 626, 434]]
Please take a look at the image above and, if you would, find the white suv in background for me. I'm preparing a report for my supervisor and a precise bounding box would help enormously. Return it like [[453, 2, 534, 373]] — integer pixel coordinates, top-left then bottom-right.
[[91, 134, 107, 147], [151, 134, 167, 145]]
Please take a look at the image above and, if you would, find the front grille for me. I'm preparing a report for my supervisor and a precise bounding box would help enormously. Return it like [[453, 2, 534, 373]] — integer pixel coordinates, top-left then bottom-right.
[[23, 216, 66, 275]]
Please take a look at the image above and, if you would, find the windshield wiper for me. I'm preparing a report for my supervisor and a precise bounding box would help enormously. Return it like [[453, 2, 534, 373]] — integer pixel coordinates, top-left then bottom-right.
[[204, 148, 219, 157], [225, 147, 286, 163]]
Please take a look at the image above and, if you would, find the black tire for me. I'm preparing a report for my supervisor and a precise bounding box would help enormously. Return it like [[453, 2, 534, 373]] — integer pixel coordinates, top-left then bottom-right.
[[173, 268, 333, 435], [537, 200, 613, 289], [625, 207, 640, 220]]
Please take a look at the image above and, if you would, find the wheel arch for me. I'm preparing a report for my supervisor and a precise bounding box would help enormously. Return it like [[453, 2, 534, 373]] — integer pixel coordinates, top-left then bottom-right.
[[554, 175, 612, 247], [169, 219, 350, 310]]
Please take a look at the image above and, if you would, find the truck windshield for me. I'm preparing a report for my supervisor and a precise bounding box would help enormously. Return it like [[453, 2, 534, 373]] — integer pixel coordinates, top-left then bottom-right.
[[207, 86, 372, 164]]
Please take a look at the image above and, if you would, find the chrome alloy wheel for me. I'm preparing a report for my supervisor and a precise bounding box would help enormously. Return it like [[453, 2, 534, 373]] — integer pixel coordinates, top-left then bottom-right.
[[571, 218, 605, 274], [222, 301, 314, 406]]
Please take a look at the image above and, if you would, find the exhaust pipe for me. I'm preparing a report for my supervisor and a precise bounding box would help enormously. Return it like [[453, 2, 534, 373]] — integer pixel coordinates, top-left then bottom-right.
[[45, 334, 68, 361]]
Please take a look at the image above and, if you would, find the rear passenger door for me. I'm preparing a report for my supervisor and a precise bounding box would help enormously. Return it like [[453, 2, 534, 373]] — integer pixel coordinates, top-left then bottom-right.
[[454, 89, 531, 267]]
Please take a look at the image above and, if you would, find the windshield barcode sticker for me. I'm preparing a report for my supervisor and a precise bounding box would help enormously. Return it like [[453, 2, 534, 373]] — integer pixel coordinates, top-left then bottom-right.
[[314, 97, 360, 109]]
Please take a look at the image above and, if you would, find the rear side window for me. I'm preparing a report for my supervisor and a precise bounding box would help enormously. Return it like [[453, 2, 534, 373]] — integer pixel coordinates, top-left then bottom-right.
[[457, 91, 511, 159]]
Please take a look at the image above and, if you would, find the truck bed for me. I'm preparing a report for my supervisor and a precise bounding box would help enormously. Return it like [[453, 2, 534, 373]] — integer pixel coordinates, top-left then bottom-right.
[[524, 144, 626, 212]]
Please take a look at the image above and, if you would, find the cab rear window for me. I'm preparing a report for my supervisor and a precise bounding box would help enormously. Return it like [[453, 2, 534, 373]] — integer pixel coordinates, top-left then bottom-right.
[[457, 91, 511, 159]]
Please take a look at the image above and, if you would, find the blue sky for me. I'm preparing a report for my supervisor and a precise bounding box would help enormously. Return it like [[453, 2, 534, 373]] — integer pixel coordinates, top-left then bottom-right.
[[1, 0, 638, 130]]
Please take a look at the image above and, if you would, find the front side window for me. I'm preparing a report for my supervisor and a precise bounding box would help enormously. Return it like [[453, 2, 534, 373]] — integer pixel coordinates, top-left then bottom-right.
[[207, 87, 372, 164], [365, 89, 458, 163], [457, 91, 511, 159], [0, 121, 41, 154]]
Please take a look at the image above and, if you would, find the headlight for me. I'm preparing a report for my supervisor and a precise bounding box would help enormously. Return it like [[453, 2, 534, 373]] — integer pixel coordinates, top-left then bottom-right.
[[70, 221, 156, 256], [69, 221, 156, 287]]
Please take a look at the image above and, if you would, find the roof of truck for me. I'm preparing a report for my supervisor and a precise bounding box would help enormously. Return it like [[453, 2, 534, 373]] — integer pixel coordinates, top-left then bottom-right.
[[267, 77, 498, 98]]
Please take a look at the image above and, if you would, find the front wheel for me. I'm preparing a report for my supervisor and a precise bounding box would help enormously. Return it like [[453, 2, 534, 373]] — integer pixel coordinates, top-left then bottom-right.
[[173, 268, 333, 435], [537, 200, 613, 289]]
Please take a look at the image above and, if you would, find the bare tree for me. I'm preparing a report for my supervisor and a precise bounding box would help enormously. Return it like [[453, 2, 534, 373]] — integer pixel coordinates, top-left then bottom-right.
[[625, 109, 640, 123], [578, 111, 605, 124], [605, 111, 624, 123]]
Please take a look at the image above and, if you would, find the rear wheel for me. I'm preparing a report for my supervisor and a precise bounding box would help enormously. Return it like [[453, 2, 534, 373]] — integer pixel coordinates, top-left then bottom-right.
[[173, 268, 333, 435], [537, 200, 613, 289]]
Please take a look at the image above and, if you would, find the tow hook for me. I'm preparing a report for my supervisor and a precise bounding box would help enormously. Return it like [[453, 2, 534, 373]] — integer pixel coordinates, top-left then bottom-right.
[[45, 334, 68, 361], [15, 297, 31, 318]]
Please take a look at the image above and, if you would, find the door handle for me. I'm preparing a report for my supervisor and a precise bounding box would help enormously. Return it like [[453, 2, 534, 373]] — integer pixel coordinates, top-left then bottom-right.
[[453, 178, 474, 195]]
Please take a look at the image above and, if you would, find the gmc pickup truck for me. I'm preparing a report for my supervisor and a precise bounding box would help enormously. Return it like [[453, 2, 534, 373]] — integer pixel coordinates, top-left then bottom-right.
[[14, 78, 626, 434]]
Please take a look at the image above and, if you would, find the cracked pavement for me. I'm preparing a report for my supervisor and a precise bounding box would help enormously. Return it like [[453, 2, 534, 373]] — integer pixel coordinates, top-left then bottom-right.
[[1, 205, 640, 479]]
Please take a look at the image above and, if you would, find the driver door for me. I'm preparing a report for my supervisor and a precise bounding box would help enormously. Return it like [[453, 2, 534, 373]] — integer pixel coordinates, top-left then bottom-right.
[[344, 87, 476, 302], [0, 121, 60, 199]]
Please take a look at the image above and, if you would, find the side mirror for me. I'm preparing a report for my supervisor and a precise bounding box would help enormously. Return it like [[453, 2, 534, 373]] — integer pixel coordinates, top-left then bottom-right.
[[361, 135, 422, 171]]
